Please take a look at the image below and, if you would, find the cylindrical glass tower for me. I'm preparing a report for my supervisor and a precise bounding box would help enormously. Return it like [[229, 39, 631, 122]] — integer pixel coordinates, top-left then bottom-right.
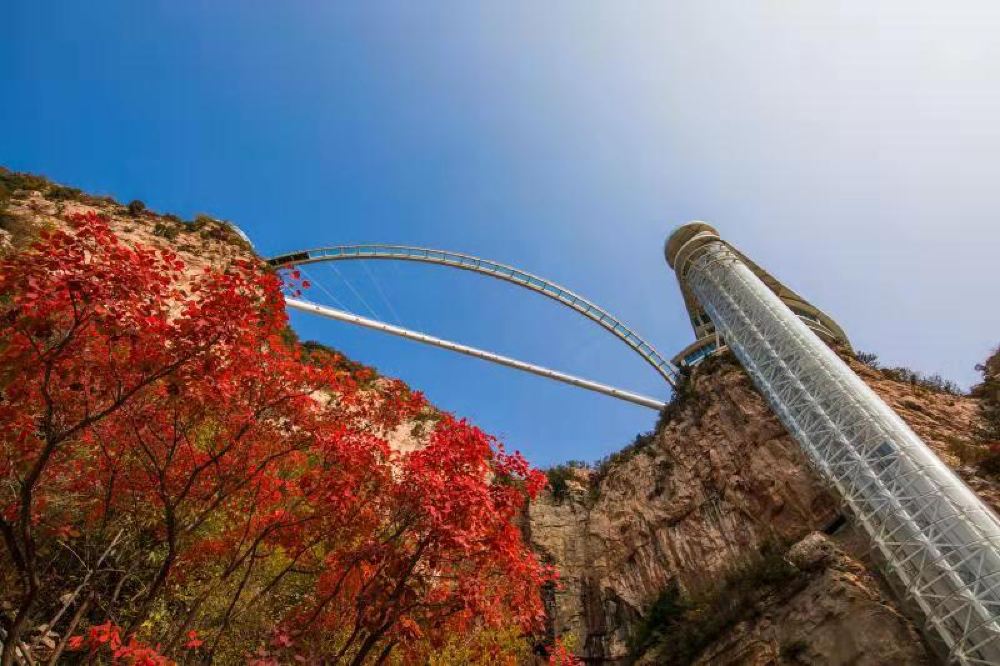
[[666, 223, 1000, 664]]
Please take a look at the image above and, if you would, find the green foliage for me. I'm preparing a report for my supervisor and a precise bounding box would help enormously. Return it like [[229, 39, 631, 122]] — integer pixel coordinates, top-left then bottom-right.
[[152, 222, 181, 240], [0, 167, 52, 194], [0, 166, 257, 257], [189, 213, 215, 231], [658, 353, 742, 431], [628, 580, 688, 659], [630, 540, 806, 665], [588, 354, 746, 494], [973, 346, 1000, 444], [945, 436, 994, 467], [0, 173, 42, 251], [978, 454, 1000, 478], [279, 324, 300, 349], [127, 199, 147, 216], [589, 356, 742, 486], [179, 213, 254, 251], [656, 373, 694, 431], [0, 168, 119, 209], [47, 184, 83, 201], [544, 461, 590, 503], [0, 181, 10, 223], [409, 409, 444, 439], [855, 350, 880, 368], [882, 366, 963, 395], [856, 349, 964, 395], [592, 432, 656, 487]]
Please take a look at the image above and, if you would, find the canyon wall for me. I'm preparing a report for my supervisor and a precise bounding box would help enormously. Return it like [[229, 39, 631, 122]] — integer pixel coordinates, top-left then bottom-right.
[[529, 352, 998, 664]]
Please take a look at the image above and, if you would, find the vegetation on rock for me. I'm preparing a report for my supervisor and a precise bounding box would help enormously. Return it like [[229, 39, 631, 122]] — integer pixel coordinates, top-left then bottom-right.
[[628, 541, 806, 665], [854, 349, 964, 396], [543, 462, 591, 504], [973, 346, 1000, 443]]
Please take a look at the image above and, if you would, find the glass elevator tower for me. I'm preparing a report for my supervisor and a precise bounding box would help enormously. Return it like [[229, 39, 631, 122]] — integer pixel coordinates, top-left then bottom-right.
[[666, 223, 1000, 664]]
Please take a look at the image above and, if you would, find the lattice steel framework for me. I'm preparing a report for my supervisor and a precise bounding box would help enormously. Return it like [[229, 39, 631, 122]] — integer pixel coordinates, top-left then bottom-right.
[[671, 228, 1000, 664], [269, 244, 680, 387]]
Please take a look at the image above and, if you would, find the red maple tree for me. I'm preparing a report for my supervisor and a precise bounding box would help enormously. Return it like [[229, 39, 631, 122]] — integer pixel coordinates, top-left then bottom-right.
[[0, 212, 553, 664]]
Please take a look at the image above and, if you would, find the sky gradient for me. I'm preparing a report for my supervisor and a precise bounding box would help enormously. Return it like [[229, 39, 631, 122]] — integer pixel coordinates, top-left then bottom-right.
[[4, 2, 999, 467]]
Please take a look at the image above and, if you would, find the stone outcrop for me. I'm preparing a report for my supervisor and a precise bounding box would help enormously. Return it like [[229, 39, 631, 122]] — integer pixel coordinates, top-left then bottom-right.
[[680, 533, 931, 666], [1, 188, 253, 271], [0, 178, 433, 452], [529, 353, 997, 664]]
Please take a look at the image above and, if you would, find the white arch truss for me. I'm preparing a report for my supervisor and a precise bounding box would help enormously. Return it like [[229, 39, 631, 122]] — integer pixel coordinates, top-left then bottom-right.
[[268, 244, 680, 389]]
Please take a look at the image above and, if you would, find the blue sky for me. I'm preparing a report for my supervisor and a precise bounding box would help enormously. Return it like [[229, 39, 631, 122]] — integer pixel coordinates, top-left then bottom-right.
[[4, 2, 999, 467]]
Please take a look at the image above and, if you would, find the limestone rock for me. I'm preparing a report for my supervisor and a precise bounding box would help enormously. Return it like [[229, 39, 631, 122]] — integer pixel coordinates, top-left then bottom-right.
[[529, 353, 997, 664]]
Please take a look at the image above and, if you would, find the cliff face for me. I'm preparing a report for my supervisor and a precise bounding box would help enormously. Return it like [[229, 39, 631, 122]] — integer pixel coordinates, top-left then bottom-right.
[[529, 353, 998, 664], [0, 185, 253, 271], [0, 174, 434, 449], [678, 532, 931, 666]]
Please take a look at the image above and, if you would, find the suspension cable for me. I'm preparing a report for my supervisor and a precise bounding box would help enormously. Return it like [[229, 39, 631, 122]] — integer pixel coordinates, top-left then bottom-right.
[[298, 266, 351, 312], [361, 261, 403, 325], [328, 263, 381, 320]]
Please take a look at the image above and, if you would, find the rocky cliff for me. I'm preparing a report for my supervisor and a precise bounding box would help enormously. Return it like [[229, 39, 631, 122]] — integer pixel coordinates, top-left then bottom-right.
[[529, 351, 1000, 664], [0, 169, 435, 446]]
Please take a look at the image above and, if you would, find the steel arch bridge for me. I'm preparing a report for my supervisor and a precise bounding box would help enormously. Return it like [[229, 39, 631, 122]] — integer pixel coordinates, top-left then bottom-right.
[[268, 244, 679, 408]]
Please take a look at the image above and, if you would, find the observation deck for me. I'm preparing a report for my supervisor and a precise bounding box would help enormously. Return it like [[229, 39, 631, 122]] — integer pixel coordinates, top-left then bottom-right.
[[665, 222, 852, 369]]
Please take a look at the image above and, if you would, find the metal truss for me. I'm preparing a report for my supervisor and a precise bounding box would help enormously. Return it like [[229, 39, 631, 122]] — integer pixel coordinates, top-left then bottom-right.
[[675, 238, 1000, 664], [269, 244, 680, 388]]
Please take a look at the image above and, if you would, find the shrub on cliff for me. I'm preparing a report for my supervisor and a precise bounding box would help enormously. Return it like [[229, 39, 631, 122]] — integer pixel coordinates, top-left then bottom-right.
[[973, 346, 1000, 443], [855, 349, 964, 395], [629, 540, 805, 665], [47, 184, 83, 201], [545, 461, 591, 503], [855, 350, 881, 368], [0, 167, 52, 194], [152, 220, 181, 240]]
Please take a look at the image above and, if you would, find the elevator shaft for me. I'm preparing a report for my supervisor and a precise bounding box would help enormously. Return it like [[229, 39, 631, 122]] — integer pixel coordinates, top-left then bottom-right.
[[670, 229, 1000, 664]]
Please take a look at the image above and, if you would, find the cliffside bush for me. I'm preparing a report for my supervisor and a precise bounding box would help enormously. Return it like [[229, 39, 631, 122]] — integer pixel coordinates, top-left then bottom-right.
[[0, 178, 43, 252], [0, 167, 52, 195], [855, 350, 880, 368], [629, 541, 806, 665], [973, 346, 1000, 443], [855, 350, 963, 395], [47, 184, 83, 201], [544, 461, 591, 503], [0, 212, 551, 665], [591, 432, 655, 489], [152, 220, 181, 240], [0, 167, 110, 209]]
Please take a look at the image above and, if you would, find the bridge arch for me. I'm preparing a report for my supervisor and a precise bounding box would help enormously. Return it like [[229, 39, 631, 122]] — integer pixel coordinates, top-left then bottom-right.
[[269, 244, 679, 388]]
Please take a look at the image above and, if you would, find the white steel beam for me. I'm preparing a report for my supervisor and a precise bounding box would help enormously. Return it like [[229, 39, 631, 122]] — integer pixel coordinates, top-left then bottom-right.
[[286, 297, 667, 411]]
